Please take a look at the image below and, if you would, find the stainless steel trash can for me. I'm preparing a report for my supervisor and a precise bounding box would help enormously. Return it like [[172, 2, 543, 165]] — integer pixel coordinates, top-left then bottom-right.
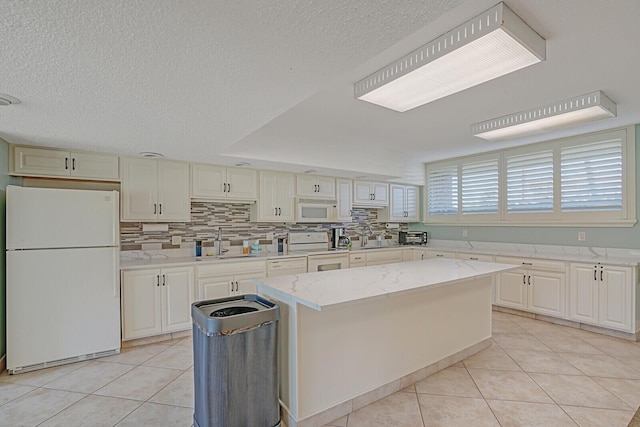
[[192, 294, 280, 427]]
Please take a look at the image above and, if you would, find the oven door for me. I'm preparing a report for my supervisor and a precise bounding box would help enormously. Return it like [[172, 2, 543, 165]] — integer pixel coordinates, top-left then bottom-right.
[[307, 253, 350, 272]]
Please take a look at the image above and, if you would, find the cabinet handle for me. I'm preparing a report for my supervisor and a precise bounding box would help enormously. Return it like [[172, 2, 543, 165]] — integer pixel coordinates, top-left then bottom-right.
[[154, 203, 157, 214], [228, 183, 231, 193], [522, 262, 533, 266], [223, 183, 227, 192], [528, 275, 531, 285], [470, 257, 478, 260], [278, 207, 281, 216], [159, 204, 162, 215], [600, 269, 603, 281], [372, 193, 376, 200], [421, 254, 424, 260], [72, 158, 76, 170], [156, 275, 160, 287], [65, 157, 69, 170], [162, 274, 166, 286], [594, 269, 597, 281], [523, 275, 526, 284], [275, 207, 278, 216], [436, 254, 443, 257]]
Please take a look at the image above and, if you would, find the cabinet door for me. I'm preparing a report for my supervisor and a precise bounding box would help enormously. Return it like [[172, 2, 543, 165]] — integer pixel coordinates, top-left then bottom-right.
[[13, 146, 70, 177], [495, 270, 527, 310], [161, 267, 195, 333], [404, 185, 420, 221], [70, 152, 119, 180], [276, 172, 295, 221], [121, 270, 162, 340], [235, 271, 265, 295], [336, 179, 353, 222], [158, 160, 191, 222], [389, 185, 406, 220], [191, 163, 226, 198], [315, 176, 336, 199], [599, 267, 632, 331], [296, 174, 318, 198], [198, 277, 234, 300], [528, 271, 565, 317], [353, 181, 373, 205], [120, 158, 158, 221], [371, 182, 389, 206], [226, 167, 257, 200], [569, 264, 599, 324], [257, 171, 279, 221]]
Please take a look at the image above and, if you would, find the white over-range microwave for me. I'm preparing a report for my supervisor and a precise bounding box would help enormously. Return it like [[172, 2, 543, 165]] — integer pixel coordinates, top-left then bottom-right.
[[296, 200, 337, 223]]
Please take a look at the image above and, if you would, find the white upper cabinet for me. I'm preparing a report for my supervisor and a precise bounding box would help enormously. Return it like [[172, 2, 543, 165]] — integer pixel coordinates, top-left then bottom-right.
[[379, 184, 420, 222], [296, 174, 336, 199], [353, 181, 389, 207], [336, 178, 353, 222], [250, 171, 295, 222], [121, 157, 190, 222], [11, 145, 119, 180], [191, 164, 257, 201]]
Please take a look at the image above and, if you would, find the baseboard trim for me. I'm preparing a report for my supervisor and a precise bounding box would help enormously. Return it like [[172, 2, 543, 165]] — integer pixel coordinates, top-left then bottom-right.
[[492, 305, 638, 341]]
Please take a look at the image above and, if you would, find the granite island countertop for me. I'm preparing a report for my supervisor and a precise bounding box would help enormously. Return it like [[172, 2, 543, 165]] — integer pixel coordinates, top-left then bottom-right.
[[252, 258, 517, 311]]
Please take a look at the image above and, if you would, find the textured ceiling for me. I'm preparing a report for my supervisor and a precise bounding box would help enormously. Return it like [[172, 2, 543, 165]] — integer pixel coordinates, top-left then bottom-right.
[[2, 1, 640, 184]]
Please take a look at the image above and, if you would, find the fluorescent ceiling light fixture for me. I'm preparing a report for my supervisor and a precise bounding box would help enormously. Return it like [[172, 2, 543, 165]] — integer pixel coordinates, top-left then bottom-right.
[[471, 91, 617, 141], [354, 2, 545, 112]]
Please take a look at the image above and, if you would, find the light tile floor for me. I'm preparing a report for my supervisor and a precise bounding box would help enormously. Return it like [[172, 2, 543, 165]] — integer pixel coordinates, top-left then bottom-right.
[[2, 311, 640, 426]]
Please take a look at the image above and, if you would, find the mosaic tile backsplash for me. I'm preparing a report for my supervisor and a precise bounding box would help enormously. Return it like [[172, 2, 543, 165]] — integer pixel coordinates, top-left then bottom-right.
[[120, 201, 409, 250]]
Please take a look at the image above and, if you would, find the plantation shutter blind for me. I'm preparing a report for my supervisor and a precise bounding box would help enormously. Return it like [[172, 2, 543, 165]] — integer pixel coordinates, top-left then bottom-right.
[[461, 159, 499, 215], [560, 139, 623, 212], [427, 165, 458, 216], [506, 150, 554, 213]]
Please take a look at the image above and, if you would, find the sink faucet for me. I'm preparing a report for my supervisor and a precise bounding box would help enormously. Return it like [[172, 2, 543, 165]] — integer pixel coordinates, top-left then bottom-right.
[[361, 225, 373, 248], [216, 227, 229, 256]]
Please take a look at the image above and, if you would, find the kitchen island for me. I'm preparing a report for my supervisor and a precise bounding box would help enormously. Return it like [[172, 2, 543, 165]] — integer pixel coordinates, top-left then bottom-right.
[[253, 258, 516, 427]]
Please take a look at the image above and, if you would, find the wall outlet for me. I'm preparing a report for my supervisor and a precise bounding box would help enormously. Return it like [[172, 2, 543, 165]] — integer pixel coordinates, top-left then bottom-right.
[[462, 229, 468, 237], [266, 232, 274, 240], [172, 235, 182, 245], [578, 231, 586, 241]]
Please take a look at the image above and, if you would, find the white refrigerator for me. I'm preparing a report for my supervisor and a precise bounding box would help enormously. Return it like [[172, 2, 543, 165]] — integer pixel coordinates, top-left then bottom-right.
[[6, 185, 121, 374]]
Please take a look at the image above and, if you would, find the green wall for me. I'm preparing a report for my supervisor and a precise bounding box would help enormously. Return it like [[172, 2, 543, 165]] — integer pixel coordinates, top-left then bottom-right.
[[410, 125, 640, 250]]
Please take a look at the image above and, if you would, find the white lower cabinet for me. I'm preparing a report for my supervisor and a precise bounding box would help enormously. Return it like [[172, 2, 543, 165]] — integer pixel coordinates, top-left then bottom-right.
[[569, 263, 634, 332], [197, 260, 266, 300], [349, 249, 404, 268], [121, 266, 195, 340], [495, 257, 566, 318], [267, 257, 307, 277]]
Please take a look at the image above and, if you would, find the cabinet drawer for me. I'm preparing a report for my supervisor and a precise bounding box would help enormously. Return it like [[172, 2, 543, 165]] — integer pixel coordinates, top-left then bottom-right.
[[365, 250, 404, 263], [197, 260, 266, 278], [350, 253, 365, 264], [268, 257, 307, 270], [456, 252, 494, 262], [495, 256, 565, 272]]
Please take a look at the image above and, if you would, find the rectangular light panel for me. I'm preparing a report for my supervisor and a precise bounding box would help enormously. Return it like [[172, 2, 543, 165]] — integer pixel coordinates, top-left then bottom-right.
[[354, 3, 546, 112], [471, 91, 617, 141]]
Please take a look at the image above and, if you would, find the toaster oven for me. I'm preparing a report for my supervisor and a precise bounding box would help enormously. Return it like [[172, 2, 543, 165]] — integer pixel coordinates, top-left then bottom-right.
[[399, 231, 428, 245]]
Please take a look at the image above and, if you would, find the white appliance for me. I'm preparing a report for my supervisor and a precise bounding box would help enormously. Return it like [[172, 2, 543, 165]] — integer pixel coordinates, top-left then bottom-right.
[[6, 185, 121, 374], [288, 232, 349, 271], [295, 201, 337, 223]]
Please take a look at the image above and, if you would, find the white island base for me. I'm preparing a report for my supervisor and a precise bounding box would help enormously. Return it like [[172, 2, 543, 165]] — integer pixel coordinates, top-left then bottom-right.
[[254, 259, 515, 427]]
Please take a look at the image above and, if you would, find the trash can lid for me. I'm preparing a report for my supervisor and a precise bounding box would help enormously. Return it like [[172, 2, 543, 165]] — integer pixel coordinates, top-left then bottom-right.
[[192, 294, 279, 335]]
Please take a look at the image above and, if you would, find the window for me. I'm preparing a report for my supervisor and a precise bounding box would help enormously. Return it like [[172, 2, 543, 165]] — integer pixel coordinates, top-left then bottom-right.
[[461, 159, 499, 215], [506, 150, 553, 214], [561, 139, 622, 212], [424, 126, 635, 226], [427, 165, 458, 216]]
